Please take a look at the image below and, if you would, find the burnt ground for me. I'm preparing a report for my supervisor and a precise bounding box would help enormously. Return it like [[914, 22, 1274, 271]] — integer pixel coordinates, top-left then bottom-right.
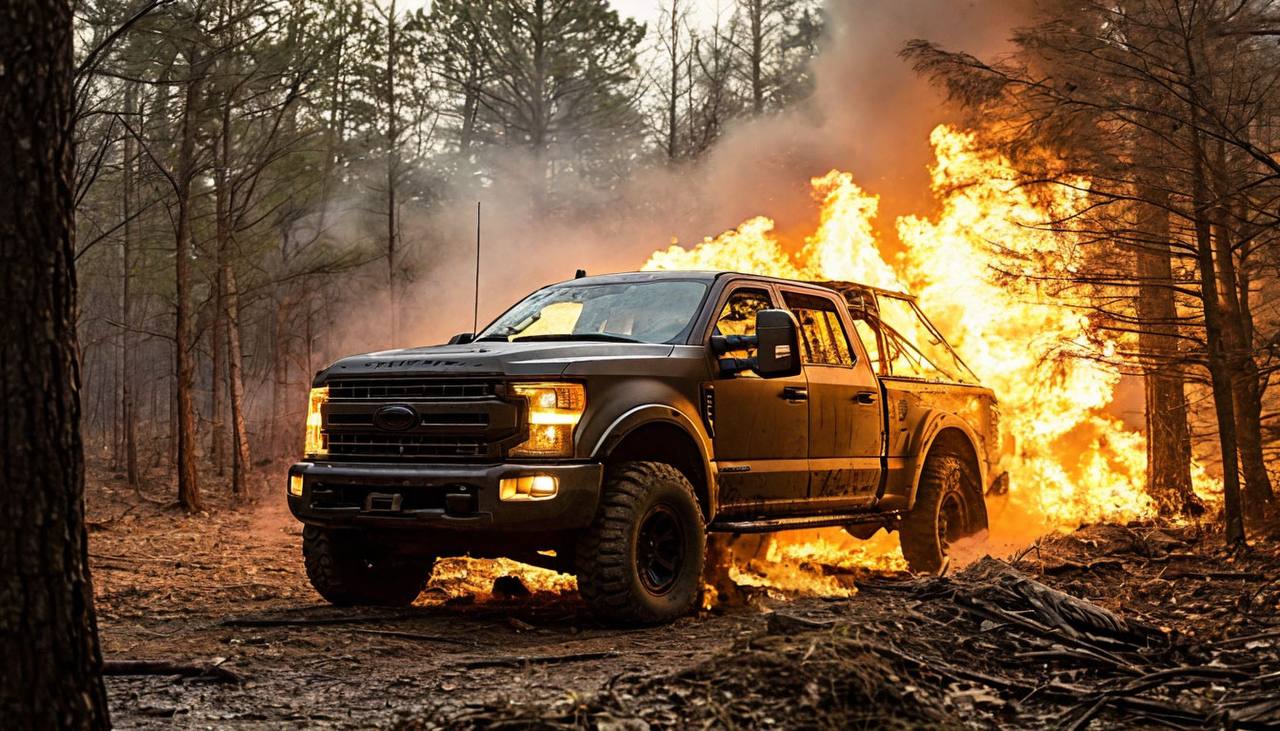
[[88, 466, 1280, 729]]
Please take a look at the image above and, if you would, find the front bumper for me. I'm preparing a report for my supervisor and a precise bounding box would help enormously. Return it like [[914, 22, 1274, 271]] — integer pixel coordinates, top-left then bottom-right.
[[286, 460, 603, 533]]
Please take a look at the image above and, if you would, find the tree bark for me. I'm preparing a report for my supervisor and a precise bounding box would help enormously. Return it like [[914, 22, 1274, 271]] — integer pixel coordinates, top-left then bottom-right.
[[385, 0, 400, 343], [224, 266, 252, 497], [746, 0, 764, 114], [1211, 209, 1273, 510], [1133, 188, 1197, 515], [666, 0, 680, 160], [121, 82, 140, 490], [174, 43, 205, 513], [1184, 47, 1245, 545], [0, 0, 111, 725]]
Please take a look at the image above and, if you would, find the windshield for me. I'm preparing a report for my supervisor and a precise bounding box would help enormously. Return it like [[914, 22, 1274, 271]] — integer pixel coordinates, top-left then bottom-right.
[[477, 280, 709, 344]]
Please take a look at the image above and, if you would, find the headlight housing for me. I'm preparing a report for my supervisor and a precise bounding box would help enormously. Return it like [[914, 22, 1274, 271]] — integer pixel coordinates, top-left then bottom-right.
[[509, 382, 585, 458], [304, 385, 329, 457]]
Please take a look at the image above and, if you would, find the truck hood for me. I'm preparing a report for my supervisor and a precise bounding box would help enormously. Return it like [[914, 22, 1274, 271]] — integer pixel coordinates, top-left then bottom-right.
[[317, 340, 685, 381]]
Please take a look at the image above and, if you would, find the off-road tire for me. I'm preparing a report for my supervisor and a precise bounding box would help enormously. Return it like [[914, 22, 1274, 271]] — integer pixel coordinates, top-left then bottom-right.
[[303, 526, 433, 606], [575, 461, 705, 625], [900, 453, 988, 574]]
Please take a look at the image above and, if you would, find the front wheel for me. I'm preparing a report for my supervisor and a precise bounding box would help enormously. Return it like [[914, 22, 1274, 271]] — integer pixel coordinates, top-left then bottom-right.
[[575, 461, 706, 625], [303, 526, 434, 606], [900, 453, 988, 574]]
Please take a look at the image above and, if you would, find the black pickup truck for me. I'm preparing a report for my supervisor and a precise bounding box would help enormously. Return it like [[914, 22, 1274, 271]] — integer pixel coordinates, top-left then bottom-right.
[[288, 271, 1006, 623]]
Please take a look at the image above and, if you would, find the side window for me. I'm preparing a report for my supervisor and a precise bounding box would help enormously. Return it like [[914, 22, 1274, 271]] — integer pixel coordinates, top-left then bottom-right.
[[713, 288, 773, 360], [782, 291, 854, 366], [852, 319, 884, 375]]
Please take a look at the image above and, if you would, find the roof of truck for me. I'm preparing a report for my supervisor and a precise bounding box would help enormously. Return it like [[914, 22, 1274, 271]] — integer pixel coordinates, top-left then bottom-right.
[[559, 270, 915, 301]]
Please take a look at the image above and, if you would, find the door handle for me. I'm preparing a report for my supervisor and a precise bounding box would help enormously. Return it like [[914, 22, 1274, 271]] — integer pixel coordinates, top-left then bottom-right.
[[854, 391, 877, 405], [780, 386, 809, 402]]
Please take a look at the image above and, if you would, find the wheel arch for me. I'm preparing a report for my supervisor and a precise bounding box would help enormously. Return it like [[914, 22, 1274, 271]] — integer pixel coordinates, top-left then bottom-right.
[[907, 414, 988, 511], [589, 406, 715, 522]]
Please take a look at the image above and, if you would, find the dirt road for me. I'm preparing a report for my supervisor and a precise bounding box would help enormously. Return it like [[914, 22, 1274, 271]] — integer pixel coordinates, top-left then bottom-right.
[[90, 476, 787, 728], [88, 471, 1280, 729]]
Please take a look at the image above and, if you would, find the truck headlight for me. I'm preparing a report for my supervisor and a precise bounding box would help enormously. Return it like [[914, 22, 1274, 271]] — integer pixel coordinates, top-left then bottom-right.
[[304, 386, 329, 457], [510, 382, 585, 458]]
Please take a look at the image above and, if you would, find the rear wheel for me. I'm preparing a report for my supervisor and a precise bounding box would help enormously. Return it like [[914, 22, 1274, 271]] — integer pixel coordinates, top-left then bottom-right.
[[900, 453, 987, 573], [575, 461, 705, 625], [303, 526, 433, 606]]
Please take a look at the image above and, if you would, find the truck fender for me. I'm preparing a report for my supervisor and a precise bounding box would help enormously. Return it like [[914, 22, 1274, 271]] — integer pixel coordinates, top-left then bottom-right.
[[903, 410, 988, 510], [587, 404, 717, 520]]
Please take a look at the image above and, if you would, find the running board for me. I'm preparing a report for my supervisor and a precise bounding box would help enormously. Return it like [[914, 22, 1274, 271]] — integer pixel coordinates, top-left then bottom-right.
[[708, 512, 896, 534]]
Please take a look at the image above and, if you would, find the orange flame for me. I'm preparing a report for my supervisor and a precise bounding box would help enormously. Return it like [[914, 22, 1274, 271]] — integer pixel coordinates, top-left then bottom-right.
[[646, 125, 1219, 592]]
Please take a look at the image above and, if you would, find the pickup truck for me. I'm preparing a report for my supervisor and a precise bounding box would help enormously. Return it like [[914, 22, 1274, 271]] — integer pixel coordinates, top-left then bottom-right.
[[288, 271, 1007, 623]]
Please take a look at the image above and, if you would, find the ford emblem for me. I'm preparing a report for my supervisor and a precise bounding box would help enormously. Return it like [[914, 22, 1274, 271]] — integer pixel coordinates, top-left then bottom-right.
[[373, 404, 418, 431]]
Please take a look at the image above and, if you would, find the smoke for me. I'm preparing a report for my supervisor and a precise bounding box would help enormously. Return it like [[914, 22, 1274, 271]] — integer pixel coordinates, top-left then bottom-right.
[[323, 0, 1033, 357]]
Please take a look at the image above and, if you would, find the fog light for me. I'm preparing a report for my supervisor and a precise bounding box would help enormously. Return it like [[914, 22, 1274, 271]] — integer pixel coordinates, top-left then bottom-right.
[[288, 474, 304, 497], [500, 475, 559, 501]]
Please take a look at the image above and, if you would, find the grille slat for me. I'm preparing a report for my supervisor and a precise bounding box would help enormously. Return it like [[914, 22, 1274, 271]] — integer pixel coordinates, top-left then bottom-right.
[[328, 378, 495, 400], [327, 432, 486, 459]]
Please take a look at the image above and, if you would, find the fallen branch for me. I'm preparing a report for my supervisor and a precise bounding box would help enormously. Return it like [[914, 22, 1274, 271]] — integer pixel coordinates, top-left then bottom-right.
[[352, 628, 473, 646], [103, 659, 242, 683], [459, 650, 620, 669]]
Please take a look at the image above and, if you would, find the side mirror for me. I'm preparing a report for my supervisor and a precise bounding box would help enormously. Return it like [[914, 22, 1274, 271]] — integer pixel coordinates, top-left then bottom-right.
[[754, 309, 802, 378], [448, 332, 475, 345]]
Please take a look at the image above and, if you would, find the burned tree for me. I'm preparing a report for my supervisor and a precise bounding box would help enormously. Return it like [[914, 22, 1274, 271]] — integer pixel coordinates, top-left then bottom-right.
[[0, 0, 110, 726], [904, 0, 1280, 539]]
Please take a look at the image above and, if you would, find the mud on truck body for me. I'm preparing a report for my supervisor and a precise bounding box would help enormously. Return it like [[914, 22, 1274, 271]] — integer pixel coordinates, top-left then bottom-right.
[[288, 271, 1008, 624]]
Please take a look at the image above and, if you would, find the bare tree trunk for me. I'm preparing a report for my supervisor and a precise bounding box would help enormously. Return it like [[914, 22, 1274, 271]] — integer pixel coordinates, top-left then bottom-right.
[[666, 0, 680, 159], [1133, 186, 1197, 515], [746, 0, 764, 114], [270, 290, 296, 460], [385, 0, 400, 343], [1184, 73, 1244, 544], [174, 43, 204, 513], [0, 0, 110, 724], [1212, 208, 1274, 510], [121, 84, 139, 490], [224, 266, 251, 497]]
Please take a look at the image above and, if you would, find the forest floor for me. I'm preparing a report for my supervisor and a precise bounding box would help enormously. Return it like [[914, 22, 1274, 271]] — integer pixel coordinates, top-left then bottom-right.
[[88, 464, 1280, 729]]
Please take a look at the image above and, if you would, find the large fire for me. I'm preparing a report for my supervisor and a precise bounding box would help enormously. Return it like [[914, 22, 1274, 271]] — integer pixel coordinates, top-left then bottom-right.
[[645, 125, 1219, 594], [434, 125, 1219, 605]]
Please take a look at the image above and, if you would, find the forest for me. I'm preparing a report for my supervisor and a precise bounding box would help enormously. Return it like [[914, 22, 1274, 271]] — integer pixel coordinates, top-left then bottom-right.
[[3, 0, 1280, 728]]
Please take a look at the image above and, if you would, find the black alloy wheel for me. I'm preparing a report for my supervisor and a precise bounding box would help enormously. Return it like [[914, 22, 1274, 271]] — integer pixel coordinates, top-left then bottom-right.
[[575, 461, 706, 624], [636, 504, 685, 595]]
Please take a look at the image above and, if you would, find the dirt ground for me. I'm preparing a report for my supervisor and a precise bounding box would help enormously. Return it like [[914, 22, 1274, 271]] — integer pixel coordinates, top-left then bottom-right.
[[88, 465, 1280, 729]]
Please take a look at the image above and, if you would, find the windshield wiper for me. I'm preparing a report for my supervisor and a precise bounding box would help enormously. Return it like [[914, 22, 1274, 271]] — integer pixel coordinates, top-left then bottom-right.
[[509, 333, 642, 344]]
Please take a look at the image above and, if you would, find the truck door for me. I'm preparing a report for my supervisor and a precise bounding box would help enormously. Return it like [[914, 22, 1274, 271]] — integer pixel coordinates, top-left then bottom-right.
[[709, 285, 810, 515], [780, 289, 883, 510]]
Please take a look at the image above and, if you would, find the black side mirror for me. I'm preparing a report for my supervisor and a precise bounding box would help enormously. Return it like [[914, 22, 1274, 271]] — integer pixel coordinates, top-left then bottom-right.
[[448, 332, 475, 345], [754, 309, 802, 378]]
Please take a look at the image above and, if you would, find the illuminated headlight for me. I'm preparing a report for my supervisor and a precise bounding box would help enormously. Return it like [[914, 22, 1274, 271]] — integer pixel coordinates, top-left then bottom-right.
[[288, 473, 304, 497], [304, 386, 329, 457], [509, 382, 585, 458], [500, 475, 559, 501]]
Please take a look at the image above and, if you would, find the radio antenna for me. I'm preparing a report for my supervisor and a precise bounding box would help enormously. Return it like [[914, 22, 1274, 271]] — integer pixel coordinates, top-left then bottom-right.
[[472, 201, 481, 335]]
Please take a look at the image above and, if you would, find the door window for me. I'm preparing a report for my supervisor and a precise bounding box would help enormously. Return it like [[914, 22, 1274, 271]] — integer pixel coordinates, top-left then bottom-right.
[[782, 291, 855, 366], [713, 288, 773, 360]]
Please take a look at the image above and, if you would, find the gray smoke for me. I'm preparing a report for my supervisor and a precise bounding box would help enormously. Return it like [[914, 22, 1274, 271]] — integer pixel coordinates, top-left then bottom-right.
[[334, 0, 1032, 356]]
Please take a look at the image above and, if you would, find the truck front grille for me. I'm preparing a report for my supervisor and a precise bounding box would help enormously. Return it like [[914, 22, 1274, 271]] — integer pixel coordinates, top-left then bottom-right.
[[328, 378, 495, 400], [321, 378, 522, 462], [327, 433, 487, 459]]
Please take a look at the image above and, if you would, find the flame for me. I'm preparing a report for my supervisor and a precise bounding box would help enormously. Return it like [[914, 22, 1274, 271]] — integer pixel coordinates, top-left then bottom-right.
[[646, 125, 1220, 594]]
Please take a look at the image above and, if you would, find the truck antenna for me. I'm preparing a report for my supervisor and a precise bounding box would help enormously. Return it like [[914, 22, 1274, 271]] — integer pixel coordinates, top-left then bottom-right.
[[472, 201, 481, 335]]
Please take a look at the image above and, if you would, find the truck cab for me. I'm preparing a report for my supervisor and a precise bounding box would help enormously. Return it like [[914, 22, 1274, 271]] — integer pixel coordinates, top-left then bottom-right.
[[288, 271, 1004, 623]]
